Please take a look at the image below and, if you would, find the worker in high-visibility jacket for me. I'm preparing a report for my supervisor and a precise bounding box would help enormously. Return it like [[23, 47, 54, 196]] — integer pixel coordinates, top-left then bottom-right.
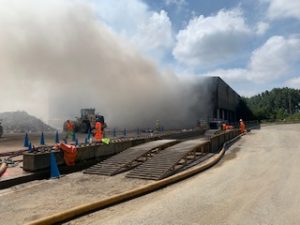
[[222, 123, 227, 131], [65, 120, 74, 141], [95, 121, 103, 142], [239, 119, 246, 134]]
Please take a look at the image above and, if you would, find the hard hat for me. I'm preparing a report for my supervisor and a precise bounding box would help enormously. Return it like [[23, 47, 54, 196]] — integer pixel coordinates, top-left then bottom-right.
[[239, 119, 243, 122]]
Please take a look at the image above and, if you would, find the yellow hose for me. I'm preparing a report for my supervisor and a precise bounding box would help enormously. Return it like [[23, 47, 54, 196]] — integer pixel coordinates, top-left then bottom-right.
[[0, 162, 7, 177]]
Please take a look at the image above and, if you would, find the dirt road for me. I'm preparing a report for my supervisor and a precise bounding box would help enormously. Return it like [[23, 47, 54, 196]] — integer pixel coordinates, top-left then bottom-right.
[[67, 124, 300, 225]]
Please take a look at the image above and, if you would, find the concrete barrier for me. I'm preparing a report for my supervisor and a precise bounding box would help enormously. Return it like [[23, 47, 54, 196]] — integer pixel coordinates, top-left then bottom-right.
[[210, 129, 239, 153], [23, 139, 149, 172], [23, 151, 64, 172], [23, 129, 205, 172]]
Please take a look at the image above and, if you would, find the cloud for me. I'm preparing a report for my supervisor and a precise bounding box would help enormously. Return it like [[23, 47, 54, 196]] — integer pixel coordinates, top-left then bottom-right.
[[263, 0, 300, 20], [90, 0, 150, 36], [91, 0, 173, 57], [255, 21, 270, 35], [132, 10, 174, 53], [172, 8, 251, 67], [248, 35, 300, 82], [204, 68, 248, 83], [164, 0, 187, 11], [165, 0, 186, 6], [203, 36, 300, 93], [285, 77, 300, 88]]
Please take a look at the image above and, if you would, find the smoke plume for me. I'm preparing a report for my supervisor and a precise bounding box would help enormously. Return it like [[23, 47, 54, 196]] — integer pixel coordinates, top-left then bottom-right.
[[0, 0, 211, 129]]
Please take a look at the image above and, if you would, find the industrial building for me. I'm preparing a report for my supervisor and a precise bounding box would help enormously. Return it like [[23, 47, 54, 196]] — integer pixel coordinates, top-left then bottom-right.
[[194, 76, 252, 124], [208, 76, 241, 122]]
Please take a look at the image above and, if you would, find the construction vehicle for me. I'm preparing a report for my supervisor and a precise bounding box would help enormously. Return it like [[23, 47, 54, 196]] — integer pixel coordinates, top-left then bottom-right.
[[63, 108, 106, 133], [0, 120, 2, 138]]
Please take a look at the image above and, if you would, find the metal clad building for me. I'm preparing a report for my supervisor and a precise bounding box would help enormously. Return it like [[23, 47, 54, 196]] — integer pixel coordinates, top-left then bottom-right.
[[206, 76, 241, 122]]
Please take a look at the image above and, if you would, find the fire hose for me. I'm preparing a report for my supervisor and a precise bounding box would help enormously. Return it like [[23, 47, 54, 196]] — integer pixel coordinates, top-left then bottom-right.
[[0, 161, 7, 177], [0, 156, 20, 177]]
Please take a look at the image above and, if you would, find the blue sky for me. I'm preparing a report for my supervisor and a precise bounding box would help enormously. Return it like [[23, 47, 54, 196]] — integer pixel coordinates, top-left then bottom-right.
[[90, 0, 300, 97]]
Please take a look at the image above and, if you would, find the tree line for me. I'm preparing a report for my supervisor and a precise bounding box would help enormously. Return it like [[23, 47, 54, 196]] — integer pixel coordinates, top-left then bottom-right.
[[243, 87, 300, 121]]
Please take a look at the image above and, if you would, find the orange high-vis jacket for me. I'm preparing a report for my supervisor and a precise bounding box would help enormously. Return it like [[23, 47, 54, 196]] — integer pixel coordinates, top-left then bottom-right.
[[95, 122, 103, 141], [66, 121, 74, 131], [240, 121, 246, 133], [60, 143, 77, 166]]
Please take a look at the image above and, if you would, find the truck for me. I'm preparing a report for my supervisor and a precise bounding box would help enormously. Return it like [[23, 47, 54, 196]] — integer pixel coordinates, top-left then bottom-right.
[[63, 108, 106, 133]]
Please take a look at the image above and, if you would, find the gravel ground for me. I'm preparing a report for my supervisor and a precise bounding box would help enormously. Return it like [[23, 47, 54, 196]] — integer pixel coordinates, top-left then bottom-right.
[[65, 123, 300, 225], [0, 172, 153, 225]]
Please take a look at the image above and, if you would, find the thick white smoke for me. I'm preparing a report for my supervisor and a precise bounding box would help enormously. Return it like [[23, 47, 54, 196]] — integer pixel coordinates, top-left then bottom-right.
[[0, 0, 211, 129]]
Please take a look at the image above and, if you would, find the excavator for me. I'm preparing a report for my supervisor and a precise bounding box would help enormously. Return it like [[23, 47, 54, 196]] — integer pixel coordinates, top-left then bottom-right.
[[63, 108, 106, 133]]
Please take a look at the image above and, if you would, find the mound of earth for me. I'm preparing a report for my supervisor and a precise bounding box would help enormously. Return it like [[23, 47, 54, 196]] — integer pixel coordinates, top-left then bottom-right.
[[0, 111, 55, 133]]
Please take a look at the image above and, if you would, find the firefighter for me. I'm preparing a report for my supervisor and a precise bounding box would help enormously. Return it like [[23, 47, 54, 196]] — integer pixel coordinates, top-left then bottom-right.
[[95, 121, 103, 142], [65, 120, 74, 141], [239, 119, 246, 134]]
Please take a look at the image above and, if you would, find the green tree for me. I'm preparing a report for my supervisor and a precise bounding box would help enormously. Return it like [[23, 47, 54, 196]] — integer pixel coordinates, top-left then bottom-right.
[[244, 87, 300, 120]]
